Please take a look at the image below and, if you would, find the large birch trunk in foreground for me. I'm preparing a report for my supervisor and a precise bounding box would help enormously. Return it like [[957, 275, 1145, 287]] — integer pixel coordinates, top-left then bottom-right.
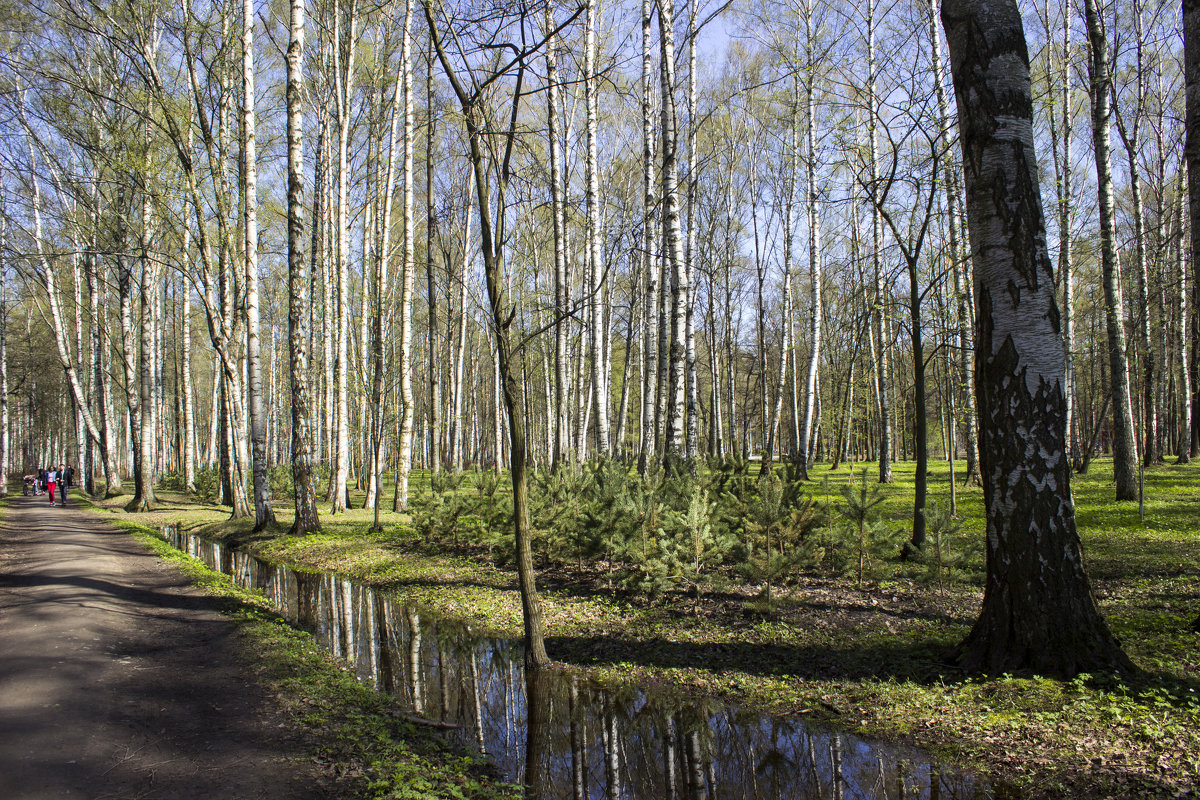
[[943, 0, 1133, 677], [287, 0, 321, 535]]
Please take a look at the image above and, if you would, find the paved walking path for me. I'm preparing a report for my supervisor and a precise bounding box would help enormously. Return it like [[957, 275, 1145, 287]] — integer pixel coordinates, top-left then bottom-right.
[[0, 494, 328, 799]]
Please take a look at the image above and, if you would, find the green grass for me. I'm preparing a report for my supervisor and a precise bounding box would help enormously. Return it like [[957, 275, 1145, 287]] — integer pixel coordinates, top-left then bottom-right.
[[90, 458, 1200, 799]]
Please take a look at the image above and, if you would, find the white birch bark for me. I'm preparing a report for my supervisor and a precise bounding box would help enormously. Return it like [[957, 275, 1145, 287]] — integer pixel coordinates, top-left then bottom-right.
[[867, 0, 891, 483], [181, 120, 196, 493], [244, 0, 274, 529], [22, 135, 110, 470], [1112, 0, 1157, 465], [0, 196, 7, 495], [798, 0, 821, 477], [929, 0, 980, 483], [660, 0, 687, 460], [684, 6, 699, 465], [638, 0, 659, 473], [1084, 0, 1140, 500], [395, 0, 417, 509], [585, 0, 610, 457], [287, 0, 320, 534], [330, 0, 358, 512], [544, 0, 571, 470]]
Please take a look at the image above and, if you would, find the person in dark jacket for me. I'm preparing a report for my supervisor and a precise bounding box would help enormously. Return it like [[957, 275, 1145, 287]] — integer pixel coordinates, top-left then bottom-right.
[[59, 464, 72, 506]]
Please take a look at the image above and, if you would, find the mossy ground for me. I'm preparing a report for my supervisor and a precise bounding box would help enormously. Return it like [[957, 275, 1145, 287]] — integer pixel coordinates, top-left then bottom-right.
[[87, 458, 1200, 799]]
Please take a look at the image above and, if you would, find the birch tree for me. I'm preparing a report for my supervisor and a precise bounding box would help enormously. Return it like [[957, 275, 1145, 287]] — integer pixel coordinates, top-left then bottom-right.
[[423, 0, 581, 668], [394, 0, 417, 510], [943, 0, 1133, 676], [244, 0, 274, 529], [661, 0, 689, 463], [586, 0, 610, 457], [1083, 0, 1140, 500], [330, 0, 359, 513], [287, 0, 321, 535]]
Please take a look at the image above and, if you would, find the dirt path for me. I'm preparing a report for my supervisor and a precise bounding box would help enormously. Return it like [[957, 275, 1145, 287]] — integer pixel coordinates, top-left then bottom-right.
[[0, 494, 330, 800]]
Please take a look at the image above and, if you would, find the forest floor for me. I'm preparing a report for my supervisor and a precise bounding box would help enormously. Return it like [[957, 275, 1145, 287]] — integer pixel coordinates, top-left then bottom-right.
[[86, 457, 1200, 800]]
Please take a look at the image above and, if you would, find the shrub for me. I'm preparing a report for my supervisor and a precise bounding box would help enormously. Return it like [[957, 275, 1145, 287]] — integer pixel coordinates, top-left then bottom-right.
[[825, 469, 904, 586], [920, 501, 964, 594], [738, 471, 823, 610]]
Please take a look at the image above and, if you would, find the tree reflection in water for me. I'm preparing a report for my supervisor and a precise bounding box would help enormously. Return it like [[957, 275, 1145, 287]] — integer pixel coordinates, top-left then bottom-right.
[[160, 526, 997, 800]]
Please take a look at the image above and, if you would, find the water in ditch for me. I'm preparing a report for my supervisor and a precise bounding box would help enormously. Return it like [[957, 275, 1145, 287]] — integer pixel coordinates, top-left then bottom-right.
[[161, 525, 995, 800]]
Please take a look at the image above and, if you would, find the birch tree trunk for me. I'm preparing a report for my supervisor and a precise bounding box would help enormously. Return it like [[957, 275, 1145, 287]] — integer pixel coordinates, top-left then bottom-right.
[[943, 0, 1133, 676], [585, 0, 610, 457], [1083, 0, 1140, 501], [867, 0, 891, 483], [426, 46, 440, 475], [761, 86, 798, 479], [372, 6, 405, 526], [1176, 165, 1192, 463], [929, 0, 980, 484], [22, 136, 112, 487], [1112, 0, 1157, 466], [244, 0, 274, 529], [1041, 0, 1079, 471], [394, 0, 417, 510], [125, 99, 158, 513], [128, 169, 158, 512], [310, 44, 330, 467], [180, 135, 196, 493], [425, 2, 550, 667], [330, 0, 358, 513], [0, 199, 7, 496], [1186, 0, 1200, 465], [660, 0, 688, 463], [71, 251, 86, 479], [637, 0, 659, 474], [449, 183, 472, 473], [287, 0, 321, 535], [545, 0, 571, 472], [684, 7, 699, 466], [89, 200, 119, 495], [798, 0, 821, 479]]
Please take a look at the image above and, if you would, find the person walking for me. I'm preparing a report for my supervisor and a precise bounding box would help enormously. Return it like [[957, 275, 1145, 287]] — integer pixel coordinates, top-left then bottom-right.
[[60, 464, 73, 506], [46, 466, 57, 505]]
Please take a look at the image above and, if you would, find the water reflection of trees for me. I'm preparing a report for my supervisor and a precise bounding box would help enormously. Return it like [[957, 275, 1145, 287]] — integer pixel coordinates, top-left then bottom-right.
[[163, 527, 993, 800]]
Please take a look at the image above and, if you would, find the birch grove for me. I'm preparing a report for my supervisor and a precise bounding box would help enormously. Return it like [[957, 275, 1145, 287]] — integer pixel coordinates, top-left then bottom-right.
[[0, 0, 1194, 577]]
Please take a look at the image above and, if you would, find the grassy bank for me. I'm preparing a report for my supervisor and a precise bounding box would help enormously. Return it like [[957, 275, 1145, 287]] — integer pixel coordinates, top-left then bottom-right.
[[89, 459, 1200, 799], [88, 499, 516, 800]]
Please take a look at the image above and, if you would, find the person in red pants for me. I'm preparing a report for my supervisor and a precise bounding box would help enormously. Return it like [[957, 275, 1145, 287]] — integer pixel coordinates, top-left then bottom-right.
[[46, 467, 57, 505]]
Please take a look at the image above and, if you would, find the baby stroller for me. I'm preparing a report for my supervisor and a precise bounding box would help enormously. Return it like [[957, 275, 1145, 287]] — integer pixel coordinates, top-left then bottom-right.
[[22, 475, 34, 496]]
